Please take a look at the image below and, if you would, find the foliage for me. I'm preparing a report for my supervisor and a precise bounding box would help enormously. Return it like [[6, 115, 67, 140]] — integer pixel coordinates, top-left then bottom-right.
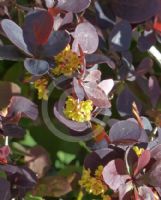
[[0, 0, 161, 199]]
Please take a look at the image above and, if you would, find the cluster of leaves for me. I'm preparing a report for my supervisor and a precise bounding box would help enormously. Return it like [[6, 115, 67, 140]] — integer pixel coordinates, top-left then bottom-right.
[[0, 0, 161, 199]]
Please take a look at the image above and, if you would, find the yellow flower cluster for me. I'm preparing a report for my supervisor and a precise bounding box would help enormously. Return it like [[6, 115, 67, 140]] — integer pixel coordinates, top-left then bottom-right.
[[133, 146, 144, 157], [64, 96, 93, 122], [34, 78, 48, 100], [52, 45, 81, 76], [79, 166, 108, 196]]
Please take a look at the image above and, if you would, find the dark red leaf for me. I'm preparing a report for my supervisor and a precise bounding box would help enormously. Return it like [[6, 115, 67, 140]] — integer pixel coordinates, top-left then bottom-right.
[[134, 150, 151, 176], [23, 10, 53, 55]]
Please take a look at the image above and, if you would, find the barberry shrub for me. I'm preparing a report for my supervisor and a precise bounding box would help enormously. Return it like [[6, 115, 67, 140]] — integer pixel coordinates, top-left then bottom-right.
[[0, 0, 161, 199]]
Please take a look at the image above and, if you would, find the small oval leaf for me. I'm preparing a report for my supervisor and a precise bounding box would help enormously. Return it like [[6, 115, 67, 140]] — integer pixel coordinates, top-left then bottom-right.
[[24, 58, 49, 75]]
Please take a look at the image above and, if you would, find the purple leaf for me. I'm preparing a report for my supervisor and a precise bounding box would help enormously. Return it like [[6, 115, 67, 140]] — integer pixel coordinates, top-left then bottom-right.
[[109, 120, 142, 144], [111, 0, 159, 23], [0, 178, 11, 200], [83, 82, 111, 108], [53, 102, 90, 132], [148, 76, 161, 107], [98, 79, 114, 96], [138, 31, 156, 52], [146, 160, 161, 187], [109, 20, 132, 52], [116, 87, 142, 117], [56, 0, 91, 13], [102, 159, 130, 191], [84, 147, 125, 172], [136, 57, 153, 76], [85, 53, 116, 69], [84, 152, 102, 172], [24, 58, 49, 75], [17, 166, 37, 187], [95, 1, 116, 29], [42, 31, 70, 57], [0, 45, 25, 61], [8, 96, 38, 120], [73, 22, 99, 54], [1, 19, 31, 56], [23, 10, 53, 55], [150, 144, 161, 160], [3, 124, 25, 138]]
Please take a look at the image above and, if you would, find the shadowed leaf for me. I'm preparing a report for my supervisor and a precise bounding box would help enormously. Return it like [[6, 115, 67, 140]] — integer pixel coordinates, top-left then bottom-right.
[[24, 58, 49, 75], [42, 31, 70, 57], [8, 96, 38, 120], [111, 0, 159, 23], [2, 124, 25, 138], [0, 45, 25, 61], [85, 53, 116, 69], [56, 0, 91, 13]]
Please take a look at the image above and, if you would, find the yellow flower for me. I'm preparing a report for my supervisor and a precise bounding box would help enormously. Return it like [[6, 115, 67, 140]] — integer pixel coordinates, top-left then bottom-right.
[[133, 146, 144, 157], [34, 78, 48, 100], [79, 166, 108, 196], [63, 96, 93, 122], [52, 45, 81, 76]]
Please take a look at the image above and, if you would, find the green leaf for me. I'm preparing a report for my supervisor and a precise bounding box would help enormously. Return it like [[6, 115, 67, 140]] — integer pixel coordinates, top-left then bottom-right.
[[25, 194, 43, 200]]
